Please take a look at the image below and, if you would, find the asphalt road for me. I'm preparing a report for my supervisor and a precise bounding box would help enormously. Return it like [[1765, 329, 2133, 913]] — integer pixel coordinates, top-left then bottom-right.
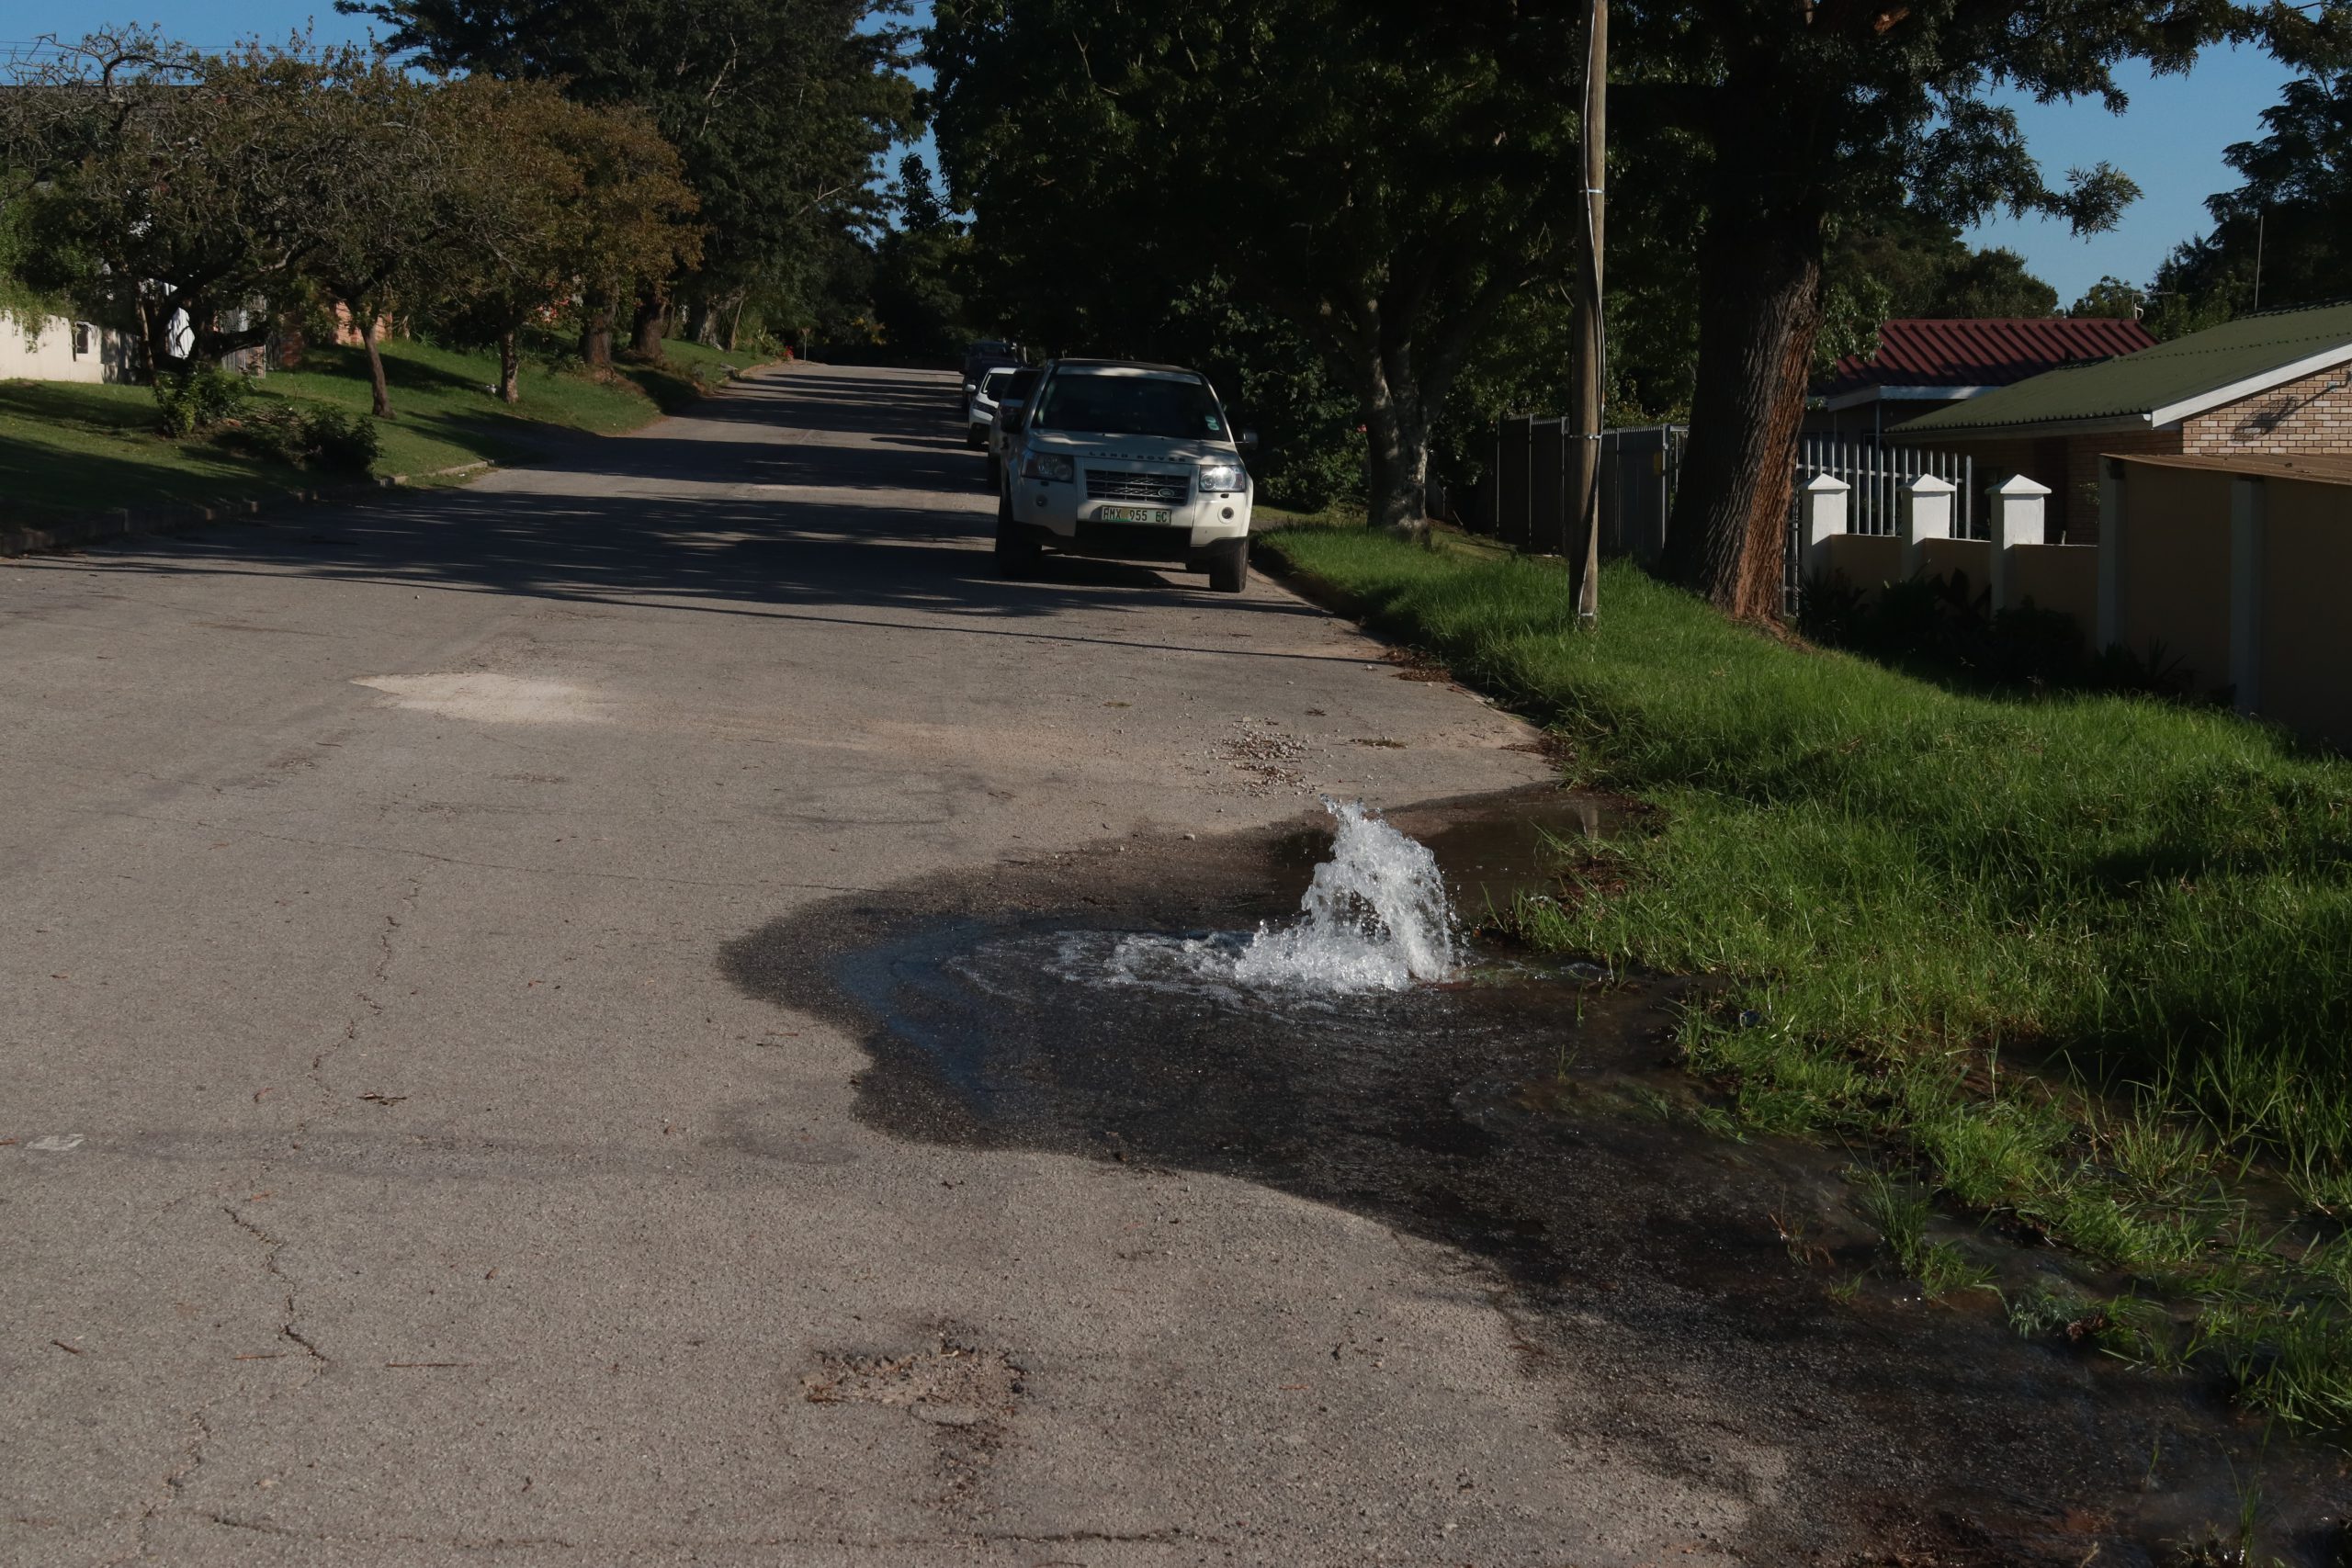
[[0, 365, 1754, 1566]]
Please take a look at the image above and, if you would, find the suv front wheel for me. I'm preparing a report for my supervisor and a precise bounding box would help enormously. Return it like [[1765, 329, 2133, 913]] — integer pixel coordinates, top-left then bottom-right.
[[1204, 536, 1250, 593]]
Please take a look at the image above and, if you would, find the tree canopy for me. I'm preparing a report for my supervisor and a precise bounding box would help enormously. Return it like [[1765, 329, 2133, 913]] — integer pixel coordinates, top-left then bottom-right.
[[1, 32, 368, 375], [2154, 69, 2352, 326], [929, 0, 1584, 530], [341, 0, 918, 350], [0, 28, 708, 412]]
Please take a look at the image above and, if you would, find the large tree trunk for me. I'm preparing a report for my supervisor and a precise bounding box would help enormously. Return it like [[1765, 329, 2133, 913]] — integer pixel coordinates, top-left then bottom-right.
[[1363, 378, 1431, 533], [499, 331, 522, 405], [355, 309, 394, 419], [580, 285, 614, 368], [629, 286, 667, 361], [1661, 175, 1826, 619], [683, 294, 713, 345]]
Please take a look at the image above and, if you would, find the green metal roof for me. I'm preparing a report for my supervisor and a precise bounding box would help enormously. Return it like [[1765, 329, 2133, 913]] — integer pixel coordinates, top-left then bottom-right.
[[1894, 300, 2352, 435]]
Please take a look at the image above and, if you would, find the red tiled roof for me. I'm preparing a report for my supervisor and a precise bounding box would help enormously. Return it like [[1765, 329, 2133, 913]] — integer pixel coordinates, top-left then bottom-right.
[[1824, 318, 2156, 397]]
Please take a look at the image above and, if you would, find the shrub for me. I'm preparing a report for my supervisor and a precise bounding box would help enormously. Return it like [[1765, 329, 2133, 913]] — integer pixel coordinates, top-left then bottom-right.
[[1797, 564, 2193, 696], [213, 404, 379, 474], [153, 367, 251, 437], [300, 407, 379, 473]]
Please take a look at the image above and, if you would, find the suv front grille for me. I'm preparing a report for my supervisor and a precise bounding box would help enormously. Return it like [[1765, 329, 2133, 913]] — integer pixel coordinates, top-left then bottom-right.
[[1085, 469, 1189, 506]]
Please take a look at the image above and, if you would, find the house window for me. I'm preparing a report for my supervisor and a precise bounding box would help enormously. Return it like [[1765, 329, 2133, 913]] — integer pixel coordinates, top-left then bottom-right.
[[71, 322, 94, 358]]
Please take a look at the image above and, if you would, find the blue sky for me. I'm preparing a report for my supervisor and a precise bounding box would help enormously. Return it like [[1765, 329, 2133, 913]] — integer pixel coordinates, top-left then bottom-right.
[[1, 3, 2292, 306], [1960, 45, 2293, 305]]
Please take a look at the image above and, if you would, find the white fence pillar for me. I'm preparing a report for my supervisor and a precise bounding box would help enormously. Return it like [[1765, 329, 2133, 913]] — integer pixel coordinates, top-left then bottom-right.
[[1798, 472, 1850, 585], [1988, 473, 2051, 613], [2230, 476, 2267, 715], [1899, 474, 1957, 578]]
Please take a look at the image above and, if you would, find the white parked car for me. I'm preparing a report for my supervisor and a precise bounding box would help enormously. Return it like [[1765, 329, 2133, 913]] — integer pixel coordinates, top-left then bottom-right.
[[996, 359, 1257, 592], [966, 366, 1023, 448], [985, 367, 1039, 486]]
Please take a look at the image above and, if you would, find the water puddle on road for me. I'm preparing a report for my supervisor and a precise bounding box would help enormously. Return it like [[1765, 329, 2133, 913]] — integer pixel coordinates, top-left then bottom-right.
[[722, 787, 2349, 1564]]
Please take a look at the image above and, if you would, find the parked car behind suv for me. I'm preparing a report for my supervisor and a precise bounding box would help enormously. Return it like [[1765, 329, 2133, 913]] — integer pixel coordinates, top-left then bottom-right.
[[960, 340, 1023, 409], [984, 367, 1039, 484], [996, 359, 1256, 592], [966, 366, 1023, 448]]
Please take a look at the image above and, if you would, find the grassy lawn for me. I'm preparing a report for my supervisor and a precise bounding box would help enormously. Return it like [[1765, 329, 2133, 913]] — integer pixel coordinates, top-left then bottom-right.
[[0, 333, 761, 524], [1261, 525, 2352, 1435]]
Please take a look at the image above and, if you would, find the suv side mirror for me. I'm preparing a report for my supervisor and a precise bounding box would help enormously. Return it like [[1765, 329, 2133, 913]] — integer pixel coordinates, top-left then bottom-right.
[[1238, 429, 1261, 452]]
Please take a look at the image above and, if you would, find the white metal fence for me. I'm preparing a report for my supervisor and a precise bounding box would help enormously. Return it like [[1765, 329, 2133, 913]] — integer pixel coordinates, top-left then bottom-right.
[[1782, 441, 1977, 614], [1794, 438, 1977, 538]]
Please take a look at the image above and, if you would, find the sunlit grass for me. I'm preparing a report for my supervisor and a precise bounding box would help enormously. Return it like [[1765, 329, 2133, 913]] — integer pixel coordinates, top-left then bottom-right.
[[1, 333, 757, 520], [1261, 527, 2352, 1432]]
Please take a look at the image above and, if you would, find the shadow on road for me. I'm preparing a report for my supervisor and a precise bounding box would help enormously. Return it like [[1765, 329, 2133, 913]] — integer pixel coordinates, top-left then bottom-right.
[[13, 366, 1359, 666]]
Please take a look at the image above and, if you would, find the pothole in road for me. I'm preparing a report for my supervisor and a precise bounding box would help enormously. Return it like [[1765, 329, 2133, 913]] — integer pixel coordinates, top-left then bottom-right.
[[802, 1337, 1025, 1427], [723, 787, 2346, 1566], [802, 1335, 1026, 1515]]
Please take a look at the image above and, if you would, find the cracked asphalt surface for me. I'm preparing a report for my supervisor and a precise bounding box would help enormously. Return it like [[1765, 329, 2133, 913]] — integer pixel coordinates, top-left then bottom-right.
[[0, 364, 1784, 1566]]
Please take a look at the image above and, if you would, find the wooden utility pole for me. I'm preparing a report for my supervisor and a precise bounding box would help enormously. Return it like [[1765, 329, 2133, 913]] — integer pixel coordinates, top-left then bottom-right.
[[1566, 0, 1607, 626]]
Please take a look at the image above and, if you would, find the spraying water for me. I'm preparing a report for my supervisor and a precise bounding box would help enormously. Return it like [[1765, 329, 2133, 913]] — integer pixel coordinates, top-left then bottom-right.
[[1107, 800, 1459, 995]]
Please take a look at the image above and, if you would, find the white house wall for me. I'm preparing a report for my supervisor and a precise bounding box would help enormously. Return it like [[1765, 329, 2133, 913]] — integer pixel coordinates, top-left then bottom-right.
[[0, 311, 141, 384]]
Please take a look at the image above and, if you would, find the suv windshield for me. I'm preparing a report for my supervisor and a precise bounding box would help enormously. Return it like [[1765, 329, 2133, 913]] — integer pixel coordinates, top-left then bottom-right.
[[1032, 370, 1227, 441]]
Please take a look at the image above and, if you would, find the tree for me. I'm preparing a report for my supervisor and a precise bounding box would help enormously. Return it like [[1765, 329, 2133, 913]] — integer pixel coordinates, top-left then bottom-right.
[[341, 0, 916, 363], [2157, 70, 2352, 322], [930, 0, 1582, 532], [2069, 276, 2149, 319], [1827, 211, 2057, 325], [1624, 0, 2347, 617], [300, 59, 451, 418], [1808, 211, 2059, 374], [431, 78, 701, 401], [0, 31, 357, 377], [1936, 247, 2061, 319], [869, 153, 976, 360]]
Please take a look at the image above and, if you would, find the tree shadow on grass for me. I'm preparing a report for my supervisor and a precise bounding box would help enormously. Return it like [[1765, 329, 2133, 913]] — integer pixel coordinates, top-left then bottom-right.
[[0, 426, 287, 519], [0, 379, 159, 434]]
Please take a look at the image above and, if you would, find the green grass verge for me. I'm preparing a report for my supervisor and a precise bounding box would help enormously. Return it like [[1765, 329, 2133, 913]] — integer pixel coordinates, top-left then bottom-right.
[[1260, 526, 2352, 1433], [0, 333, 759, 522]]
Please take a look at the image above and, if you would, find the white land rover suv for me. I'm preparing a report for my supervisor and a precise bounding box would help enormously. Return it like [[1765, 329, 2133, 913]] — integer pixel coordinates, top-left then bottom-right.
[[996, 359, 1257, 592]]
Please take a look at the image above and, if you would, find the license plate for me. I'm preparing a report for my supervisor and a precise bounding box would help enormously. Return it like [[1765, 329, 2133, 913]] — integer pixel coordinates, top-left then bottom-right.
[[1096, 505, 1170, 525]]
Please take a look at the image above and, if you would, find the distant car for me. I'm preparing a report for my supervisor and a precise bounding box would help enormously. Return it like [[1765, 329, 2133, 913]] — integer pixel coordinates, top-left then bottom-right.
[[995, 358, 1257, 592], [960, 340, 1022, 408], [984, 367, 1039, 484], [966, 366, 1023, 448]]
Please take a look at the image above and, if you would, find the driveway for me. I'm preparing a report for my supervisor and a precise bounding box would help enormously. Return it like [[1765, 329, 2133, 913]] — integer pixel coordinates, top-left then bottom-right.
[[0, 365, 1753, 1566]]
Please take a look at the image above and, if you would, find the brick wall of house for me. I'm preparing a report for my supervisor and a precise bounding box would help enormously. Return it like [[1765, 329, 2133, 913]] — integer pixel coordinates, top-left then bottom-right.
[[2181, 363, 2352, 458]]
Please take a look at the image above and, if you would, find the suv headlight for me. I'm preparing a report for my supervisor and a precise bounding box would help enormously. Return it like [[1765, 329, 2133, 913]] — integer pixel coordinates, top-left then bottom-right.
[[1199, 459, 1250, 493], [1021, 452, 1074, 483]]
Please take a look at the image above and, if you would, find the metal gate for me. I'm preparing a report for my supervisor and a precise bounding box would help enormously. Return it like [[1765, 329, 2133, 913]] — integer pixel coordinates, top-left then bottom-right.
[[1472, 417, 1684, 561], [1599, 425, 1683, 567]]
